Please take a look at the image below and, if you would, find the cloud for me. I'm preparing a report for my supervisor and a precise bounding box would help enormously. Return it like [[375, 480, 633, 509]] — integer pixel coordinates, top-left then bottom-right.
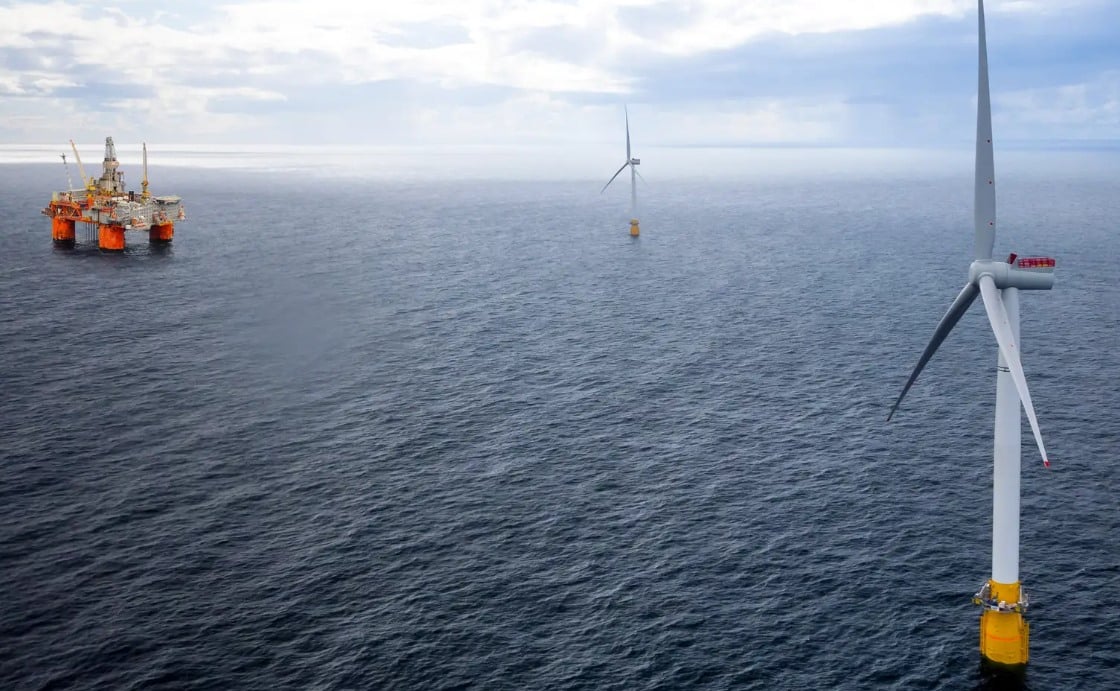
[[0, 0, 1115, 146], [995, 71, 1120, 141]]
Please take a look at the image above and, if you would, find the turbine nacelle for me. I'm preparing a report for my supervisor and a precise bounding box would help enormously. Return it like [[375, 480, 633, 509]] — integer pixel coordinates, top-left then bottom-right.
[[630, 158, 640, 166], [968, 258, 1056, 291]]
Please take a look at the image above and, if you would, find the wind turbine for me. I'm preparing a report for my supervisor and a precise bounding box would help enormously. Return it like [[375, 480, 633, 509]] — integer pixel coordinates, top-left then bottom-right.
[[601, 105, 642, 236], [887, 0, 1056, 668]]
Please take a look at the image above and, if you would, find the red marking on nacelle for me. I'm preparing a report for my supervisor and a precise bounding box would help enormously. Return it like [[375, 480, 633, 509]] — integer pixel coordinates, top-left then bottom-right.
[[1016, 257, 1056, 269]]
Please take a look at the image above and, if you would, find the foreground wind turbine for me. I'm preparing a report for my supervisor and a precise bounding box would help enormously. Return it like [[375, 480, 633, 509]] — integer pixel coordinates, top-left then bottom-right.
[[601, 105, 642, 236], [887, 0, 1056, 668]]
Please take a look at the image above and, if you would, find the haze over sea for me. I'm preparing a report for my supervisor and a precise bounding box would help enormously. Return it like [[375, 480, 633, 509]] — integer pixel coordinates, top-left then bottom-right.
[[2, 145, 1118, 690]]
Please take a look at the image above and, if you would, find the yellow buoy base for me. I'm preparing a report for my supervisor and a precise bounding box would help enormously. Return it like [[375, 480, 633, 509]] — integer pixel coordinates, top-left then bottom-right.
[[979, 580, 1029, 666], [629, 219, 640, 236]]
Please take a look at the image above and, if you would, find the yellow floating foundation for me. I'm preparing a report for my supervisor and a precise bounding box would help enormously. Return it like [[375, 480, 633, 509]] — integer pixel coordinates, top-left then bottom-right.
[[978, 580, 1029, 666], [150, 222, 174, 243], [52, 217, 76, 244], [98, 224, 126, 251], [630, 218, 640, 237]]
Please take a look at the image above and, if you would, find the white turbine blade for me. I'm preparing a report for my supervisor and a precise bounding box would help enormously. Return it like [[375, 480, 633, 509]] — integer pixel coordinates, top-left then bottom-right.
[[978, 275, 1050, 466], [601, 162, 629, 193], [625, 105, 631, 161], [974, 0, 996, 260], [634, 168, 648, 185], [888, 282, 979, 421]]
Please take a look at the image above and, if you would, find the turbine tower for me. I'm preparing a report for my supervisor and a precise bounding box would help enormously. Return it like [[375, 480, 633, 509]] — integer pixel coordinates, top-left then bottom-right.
[[887, 0, 1056, 668], [601, 105, 642, 237]]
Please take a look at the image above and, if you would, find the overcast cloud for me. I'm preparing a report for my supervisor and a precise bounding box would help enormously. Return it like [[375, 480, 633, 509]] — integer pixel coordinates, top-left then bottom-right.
[[0, 0, 1116, 148]]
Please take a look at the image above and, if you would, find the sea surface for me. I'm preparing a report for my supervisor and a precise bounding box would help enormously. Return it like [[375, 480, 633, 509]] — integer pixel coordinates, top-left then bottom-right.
[[2, 148, 1118, 689]]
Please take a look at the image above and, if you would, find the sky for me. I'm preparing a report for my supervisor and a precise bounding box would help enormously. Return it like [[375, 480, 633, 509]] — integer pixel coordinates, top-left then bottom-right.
[[0, 0, 1117, 150]]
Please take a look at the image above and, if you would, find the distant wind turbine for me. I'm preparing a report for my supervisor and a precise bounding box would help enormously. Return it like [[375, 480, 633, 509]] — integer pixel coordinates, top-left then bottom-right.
[[601, 105, 642, 237], [887, 0, 1057, 668]]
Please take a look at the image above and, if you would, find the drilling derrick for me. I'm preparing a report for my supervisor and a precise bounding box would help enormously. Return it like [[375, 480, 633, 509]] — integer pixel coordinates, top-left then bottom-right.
[[41, 136, 186, 251], [97, 136, 125, 195]]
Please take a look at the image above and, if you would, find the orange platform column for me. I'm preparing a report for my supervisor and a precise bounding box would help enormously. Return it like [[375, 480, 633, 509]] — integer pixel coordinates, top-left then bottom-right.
[[149, 222, 174, 243], [52, 217, 76, 244], [98, 225, 126, 251]]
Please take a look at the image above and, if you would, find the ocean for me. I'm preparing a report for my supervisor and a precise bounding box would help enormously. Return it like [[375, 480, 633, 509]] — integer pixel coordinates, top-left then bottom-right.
[[2, 147, 1118, 689]]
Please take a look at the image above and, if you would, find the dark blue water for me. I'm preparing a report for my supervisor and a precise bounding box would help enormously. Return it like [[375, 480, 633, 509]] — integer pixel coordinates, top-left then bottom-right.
[[2, 156, 1118, 689]]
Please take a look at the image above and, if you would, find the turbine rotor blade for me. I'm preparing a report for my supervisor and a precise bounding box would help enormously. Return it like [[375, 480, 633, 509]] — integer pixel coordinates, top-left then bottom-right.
[[601, 161, 629, 194], [634, 168, 647, 185], [625, 105, 631, 162], [978, 274, 1050, 466], [887, 282, 979, 421], [974, 0, 996, 260]]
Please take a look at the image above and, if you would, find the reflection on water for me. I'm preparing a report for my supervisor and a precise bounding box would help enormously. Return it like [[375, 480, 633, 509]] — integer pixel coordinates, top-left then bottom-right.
[[976, 659, 1028, 691]]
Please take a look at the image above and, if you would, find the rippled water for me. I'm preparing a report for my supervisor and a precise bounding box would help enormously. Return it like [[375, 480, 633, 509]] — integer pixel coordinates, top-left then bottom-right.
[[2, 155, 1119, 689]]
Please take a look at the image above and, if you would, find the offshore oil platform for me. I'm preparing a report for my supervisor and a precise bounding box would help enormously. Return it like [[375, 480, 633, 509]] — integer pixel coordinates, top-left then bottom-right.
[[43, 137, 186, 251]]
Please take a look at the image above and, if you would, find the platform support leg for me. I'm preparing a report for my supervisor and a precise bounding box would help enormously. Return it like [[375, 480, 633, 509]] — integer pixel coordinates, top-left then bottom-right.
[[52, 217, 76, 245], [99, 225, 125, 251], [150, 222, 174, 243]]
